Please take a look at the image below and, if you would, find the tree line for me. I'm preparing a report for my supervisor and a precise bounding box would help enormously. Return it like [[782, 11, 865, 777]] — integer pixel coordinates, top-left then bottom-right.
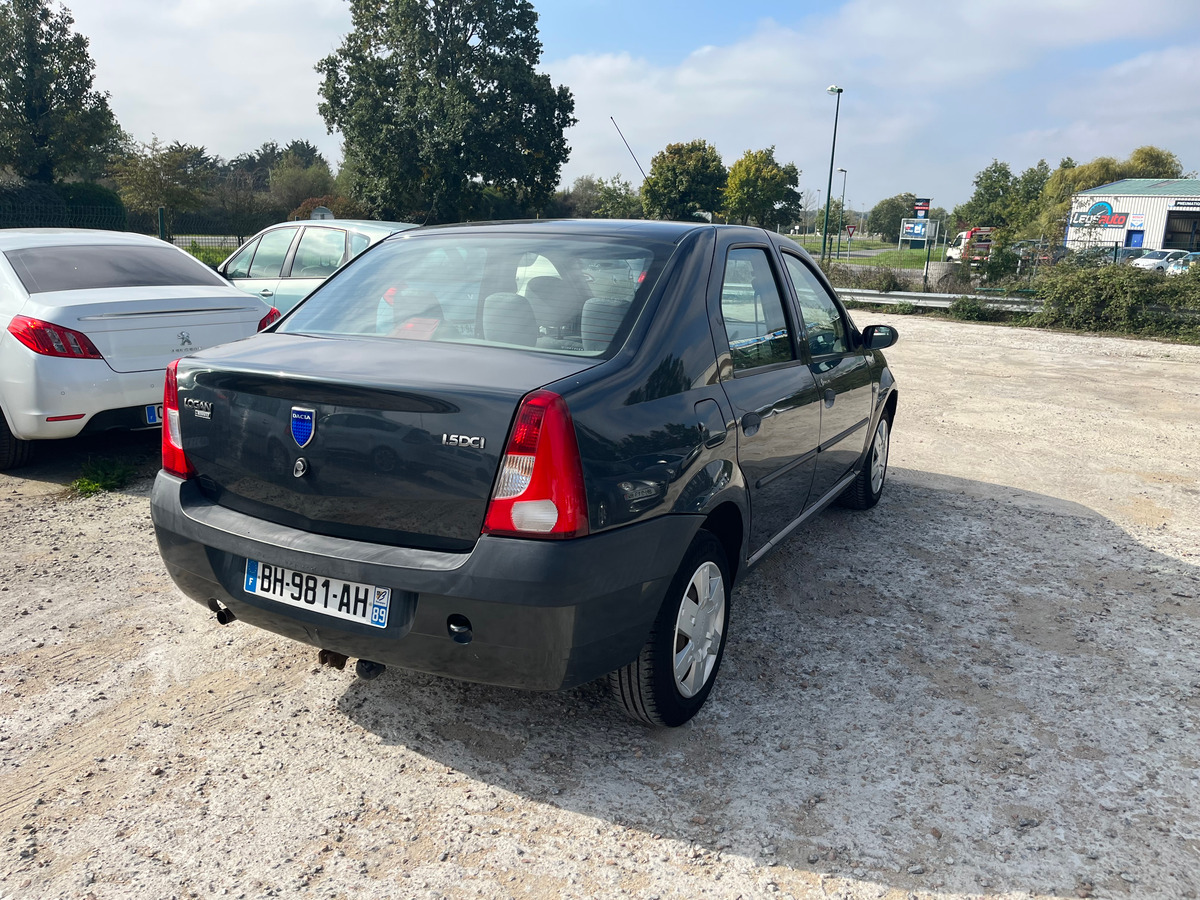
[[0, 0, 806, 233]]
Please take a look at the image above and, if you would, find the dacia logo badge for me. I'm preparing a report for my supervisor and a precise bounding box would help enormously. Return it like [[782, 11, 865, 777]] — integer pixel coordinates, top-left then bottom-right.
[[291, 407, 315, 448]]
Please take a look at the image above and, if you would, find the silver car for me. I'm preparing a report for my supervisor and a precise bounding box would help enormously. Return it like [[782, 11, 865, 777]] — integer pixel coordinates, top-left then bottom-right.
[[218, 219, 417, 313]]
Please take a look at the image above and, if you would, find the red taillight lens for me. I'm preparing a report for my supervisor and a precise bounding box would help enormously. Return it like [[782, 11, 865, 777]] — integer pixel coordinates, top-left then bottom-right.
[[162, 359, 194, 478], [482, 390, 588, 539], [257, 307, 281, 331], [7, 315, 104, 359]]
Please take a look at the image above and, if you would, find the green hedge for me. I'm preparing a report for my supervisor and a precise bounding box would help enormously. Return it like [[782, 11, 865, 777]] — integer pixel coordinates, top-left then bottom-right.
[[1032, 263, 1200, 339]]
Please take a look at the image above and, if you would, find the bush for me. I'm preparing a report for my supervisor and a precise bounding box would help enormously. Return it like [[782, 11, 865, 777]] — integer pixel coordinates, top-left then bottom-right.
[[0, 180, 69, 227], [820, 262, 916, 293], [55, 182, 127, 229], [893, 301, 917, 314], [186, 242, 228, 268], [290, 194, 368, 221], [1032, 262, 1200, 338], [948, 295, 993, 321]]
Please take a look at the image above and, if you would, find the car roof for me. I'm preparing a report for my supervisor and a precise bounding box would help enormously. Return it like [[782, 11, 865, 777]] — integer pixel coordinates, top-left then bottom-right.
[[386, 218, 770, 244], [0, 228, 174, 252], [258, 219, 416, 237]]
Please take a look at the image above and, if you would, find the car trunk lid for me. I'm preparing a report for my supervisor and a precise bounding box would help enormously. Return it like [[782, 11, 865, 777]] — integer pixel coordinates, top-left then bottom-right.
[[175, 334, 597, 551], [28, 287, 267, 373]]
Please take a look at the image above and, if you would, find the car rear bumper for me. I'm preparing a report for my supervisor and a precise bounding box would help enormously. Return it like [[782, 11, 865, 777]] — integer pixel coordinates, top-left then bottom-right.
[[0, 348, 164, 439], [150, 473, 702, 691]]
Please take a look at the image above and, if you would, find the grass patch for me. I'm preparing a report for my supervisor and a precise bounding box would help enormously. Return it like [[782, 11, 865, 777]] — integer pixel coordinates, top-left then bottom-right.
[[184, 242, 231, 268], [70, 458, 137, 497]]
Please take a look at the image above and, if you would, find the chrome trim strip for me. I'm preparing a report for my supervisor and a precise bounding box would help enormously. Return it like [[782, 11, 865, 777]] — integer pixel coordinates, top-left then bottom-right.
[[747, 470, 858, 567]]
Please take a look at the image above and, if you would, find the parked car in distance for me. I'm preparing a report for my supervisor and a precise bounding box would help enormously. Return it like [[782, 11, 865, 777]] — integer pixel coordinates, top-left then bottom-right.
[[1130, 249, 1188, 272], [218, 219, 417, 314], [151, 220, 899, 727], [0, 229, 279, 470], [1115, 247, 1147, 265], [1166, 251, 1200, 275]]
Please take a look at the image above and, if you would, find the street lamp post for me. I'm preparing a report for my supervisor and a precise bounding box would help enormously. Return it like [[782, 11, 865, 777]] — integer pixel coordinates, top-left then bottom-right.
[[820, 85, 844, 265], [835, 167, 848, 260]]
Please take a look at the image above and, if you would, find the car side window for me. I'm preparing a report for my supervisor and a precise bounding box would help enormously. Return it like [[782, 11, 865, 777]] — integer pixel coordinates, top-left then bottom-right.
[[291, 228, 346, 278], [783, 254, 849, 357], [225, 238, 259, 279], [248, 228, 296, 279], [719, 247, 794, 372], [348, 232, 371, 258]]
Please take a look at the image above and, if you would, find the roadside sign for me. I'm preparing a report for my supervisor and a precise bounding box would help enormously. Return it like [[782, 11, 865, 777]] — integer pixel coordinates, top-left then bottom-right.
[[846, 225, 856, 237]]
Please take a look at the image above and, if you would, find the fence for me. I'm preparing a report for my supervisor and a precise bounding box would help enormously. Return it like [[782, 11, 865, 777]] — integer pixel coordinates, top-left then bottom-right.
[[0, 203, 279, 251]]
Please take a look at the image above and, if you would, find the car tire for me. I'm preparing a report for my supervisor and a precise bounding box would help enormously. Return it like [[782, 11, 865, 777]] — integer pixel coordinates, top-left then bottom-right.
[[609, 529, 731, 727], [838, 413, 890, 510], [0, 408, 32, 471]]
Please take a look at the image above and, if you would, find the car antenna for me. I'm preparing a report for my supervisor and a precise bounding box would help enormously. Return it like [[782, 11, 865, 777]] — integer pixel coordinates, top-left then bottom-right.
[[610, 117, 648, 181]]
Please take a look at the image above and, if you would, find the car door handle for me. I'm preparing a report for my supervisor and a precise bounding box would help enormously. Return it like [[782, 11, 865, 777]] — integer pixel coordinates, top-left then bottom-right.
[[740, 412, 761, 437], [824, 389, 836, 408], [259, 289, 274, 298]]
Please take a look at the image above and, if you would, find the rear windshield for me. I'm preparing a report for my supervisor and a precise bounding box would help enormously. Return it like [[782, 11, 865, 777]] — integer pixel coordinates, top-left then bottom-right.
[[4, 244, 226, 293], [277, 232, 667, 356]]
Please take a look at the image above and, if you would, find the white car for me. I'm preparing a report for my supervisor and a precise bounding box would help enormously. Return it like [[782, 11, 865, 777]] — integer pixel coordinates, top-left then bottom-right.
[[1130, 249, 1187, 272], [0, 229, 278, 470]]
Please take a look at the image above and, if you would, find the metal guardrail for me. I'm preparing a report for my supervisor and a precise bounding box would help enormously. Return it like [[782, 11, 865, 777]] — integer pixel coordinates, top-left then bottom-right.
[[836, 288, 1042, 312]]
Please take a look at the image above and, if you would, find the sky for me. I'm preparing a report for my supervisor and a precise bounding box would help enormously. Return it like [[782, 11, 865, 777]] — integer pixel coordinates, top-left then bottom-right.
[[65, 0, 1200, 212]]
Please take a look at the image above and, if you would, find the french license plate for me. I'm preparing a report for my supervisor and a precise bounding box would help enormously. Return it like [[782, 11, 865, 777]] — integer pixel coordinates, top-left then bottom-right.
[[145, 403, 163, 425], [243, 559, 391, 628]]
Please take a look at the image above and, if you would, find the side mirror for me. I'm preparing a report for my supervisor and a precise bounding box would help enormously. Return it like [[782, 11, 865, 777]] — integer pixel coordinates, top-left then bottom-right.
[[862, 324, 898, 350]]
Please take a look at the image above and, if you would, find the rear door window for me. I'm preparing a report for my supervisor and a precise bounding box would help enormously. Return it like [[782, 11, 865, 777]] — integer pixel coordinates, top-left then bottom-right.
[[290, 228, 347, 278], [718, 247, 795, 372], [4, 244, 226, 293]]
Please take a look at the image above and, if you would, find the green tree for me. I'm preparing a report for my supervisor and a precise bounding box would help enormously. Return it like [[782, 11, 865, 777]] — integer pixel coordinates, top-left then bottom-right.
[[595, 174, 641, 219], [1037, 146, 1184, 240], [111, 138, 215, 215], [269, 152, 335, 211], [723, 146, 801, 229], [317, 0, 575, 223], [0, 0, 117, 182], [641, 139, 727, 221], [867, 192, 918, 242], [561, 174, 601, 218], [953, 159, 1013, 228]]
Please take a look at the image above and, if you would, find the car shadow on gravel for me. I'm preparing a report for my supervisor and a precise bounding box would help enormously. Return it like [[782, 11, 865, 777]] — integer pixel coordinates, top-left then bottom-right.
[[336, 468, 1200, 899], [0, 430, 161, 493]]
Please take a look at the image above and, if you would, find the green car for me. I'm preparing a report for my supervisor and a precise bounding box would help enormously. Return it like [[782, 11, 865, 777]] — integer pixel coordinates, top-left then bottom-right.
[[218, 219, 417, 314]]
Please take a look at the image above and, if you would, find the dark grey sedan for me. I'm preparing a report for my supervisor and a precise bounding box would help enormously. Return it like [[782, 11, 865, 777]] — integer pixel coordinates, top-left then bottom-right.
[[151, 220, 898, 726]]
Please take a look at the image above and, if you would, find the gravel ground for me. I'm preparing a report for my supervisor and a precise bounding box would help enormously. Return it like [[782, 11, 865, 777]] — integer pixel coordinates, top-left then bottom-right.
[[1, 316, 1198, 900]]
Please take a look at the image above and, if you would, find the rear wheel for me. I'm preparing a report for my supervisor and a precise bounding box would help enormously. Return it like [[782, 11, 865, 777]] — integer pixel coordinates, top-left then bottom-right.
[[609, 530, 731, 727], [838, 414, 890, 510], [0, 409, 32, 471]]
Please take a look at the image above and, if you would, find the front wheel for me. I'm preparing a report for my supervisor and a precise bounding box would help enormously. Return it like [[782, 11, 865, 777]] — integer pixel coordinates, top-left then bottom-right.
[[609, 530, 731, 727], [838, 414, 890, 510]]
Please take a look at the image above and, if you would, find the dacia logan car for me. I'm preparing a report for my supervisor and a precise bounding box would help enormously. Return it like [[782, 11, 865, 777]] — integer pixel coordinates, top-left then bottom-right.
[[151, 220, 898, 726]]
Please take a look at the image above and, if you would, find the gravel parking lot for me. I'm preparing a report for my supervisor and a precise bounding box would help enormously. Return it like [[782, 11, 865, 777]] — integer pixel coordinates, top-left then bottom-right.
[[2, 316, 1198, 900]]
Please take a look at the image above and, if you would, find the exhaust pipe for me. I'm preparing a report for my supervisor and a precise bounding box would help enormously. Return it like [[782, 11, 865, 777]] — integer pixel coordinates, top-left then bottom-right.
[[355, 659, 386, 681], [207, 598, 237, 625], [318, 649, 348, 670]]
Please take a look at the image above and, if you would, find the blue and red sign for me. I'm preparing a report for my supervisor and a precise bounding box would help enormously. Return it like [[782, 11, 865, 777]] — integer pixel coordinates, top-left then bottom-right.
[[1070, 201, 1128, 229]]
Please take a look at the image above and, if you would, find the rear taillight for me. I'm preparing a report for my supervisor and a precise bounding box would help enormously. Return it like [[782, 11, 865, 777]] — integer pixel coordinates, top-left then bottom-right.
[[482, 390, 588, 539], [257, 307, 281, 331], [162, 359, 194, 478], [7, 315, 104, 359]]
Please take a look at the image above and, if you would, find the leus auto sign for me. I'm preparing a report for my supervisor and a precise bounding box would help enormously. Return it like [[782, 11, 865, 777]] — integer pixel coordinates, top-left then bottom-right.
[[1070, 201, 1129, 228]]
